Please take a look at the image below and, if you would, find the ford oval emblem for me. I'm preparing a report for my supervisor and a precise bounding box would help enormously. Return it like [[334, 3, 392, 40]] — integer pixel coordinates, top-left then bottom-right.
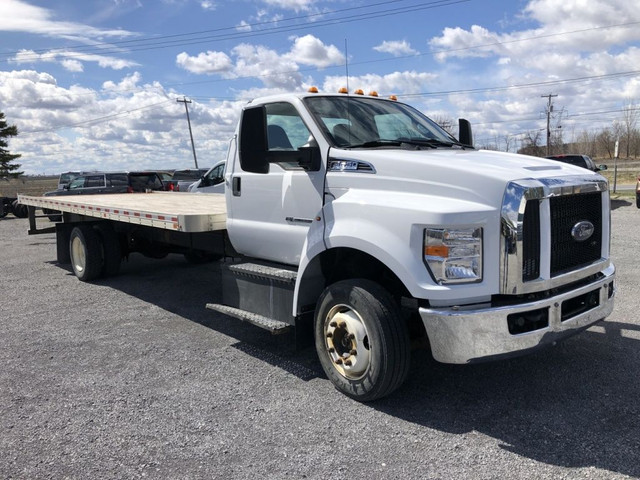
[[571, 220, 595, 242]]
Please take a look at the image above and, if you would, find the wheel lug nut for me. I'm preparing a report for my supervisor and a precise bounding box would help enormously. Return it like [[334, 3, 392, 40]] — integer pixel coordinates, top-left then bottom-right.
[[329, 321, 337, 327], [326, 332, 333, 338], [339, 321, 347, 329], [344, 360, 352, 366], [335, 358, 343, 365], [328, 347, 335, 353], [350, 349, 357, 355], [348, 333, 355, 340]]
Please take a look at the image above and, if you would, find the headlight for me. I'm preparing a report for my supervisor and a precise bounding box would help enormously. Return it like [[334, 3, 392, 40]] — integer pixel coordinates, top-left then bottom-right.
[[424, 227, 483, 284]]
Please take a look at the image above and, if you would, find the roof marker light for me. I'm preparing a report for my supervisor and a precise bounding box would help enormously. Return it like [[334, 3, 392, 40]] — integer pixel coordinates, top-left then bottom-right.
[[369, 91, 378, 97], [389, 95, 398, 101], [308, 86, 319, 93], [338, 87, 348, 94], [354, 89, 364, 95]]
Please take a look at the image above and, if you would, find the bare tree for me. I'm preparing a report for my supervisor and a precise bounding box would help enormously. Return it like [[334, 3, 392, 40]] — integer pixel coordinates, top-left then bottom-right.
[[502, 134, 513, 152], [431, 115, 455, 134], [519, 130, 544, 156], [575, 130, 597, 157], [597, 127, 616, 159]]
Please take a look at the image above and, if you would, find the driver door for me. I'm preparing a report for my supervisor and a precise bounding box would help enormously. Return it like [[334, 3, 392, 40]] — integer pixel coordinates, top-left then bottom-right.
[[226, 101, 324, 265]]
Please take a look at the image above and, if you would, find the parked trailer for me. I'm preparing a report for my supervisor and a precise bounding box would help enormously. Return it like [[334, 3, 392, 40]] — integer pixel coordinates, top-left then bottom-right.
[[20, 90, 616, 401], [1, 196, 28, 218]]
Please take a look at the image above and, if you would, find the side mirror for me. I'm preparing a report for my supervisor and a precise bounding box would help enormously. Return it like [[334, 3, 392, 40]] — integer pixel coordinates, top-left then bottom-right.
[[597, 164, 608, 171], [239, 106, 269, 174], [458, 118, 473, 148], [297, 145, 322, 171]]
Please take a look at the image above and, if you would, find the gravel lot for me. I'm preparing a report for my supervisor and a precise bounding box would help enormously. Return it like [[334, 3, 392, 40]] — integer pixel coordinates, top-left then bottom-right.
[[1, 199, 639, 480]]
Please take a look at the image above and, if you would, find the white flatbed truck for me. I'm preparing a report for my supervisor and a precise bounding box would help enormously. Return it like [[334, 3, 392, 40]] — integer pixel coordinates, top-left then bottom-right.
[[20, 90, 616, 401]]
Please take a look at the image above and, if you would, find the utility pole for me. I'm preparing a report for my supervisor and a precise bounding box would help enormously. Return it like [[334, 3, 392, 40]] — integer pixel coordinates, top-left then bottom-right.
[[541, 93, 558, 156], [177, 96, 198, 168]]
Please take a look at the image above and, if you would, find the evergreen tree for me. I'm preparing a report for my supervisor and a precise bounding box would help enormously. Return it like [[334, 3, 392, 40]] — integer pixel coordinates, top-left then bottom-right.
[[0, 112, 23, 178]]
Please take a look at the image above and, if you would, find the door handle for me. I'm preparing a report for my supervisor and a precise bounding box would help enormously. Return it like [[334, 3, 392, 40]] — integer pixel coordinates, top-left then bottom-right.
[[232, 176, 241, 196]]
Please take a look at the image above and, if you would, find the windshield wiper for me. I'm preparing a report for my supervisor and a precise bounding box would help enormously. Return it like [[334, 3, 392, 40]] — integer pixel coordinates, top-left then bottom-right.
[[345, 140, 403, 149], [397, 137, 469, 149]]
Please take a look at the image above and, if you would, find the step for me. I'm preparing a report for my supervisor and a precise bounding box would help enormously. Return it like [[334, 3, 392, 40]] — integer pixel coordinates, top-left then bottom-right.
[[228, 262, 297, 284], [206, 303, 291, 335]]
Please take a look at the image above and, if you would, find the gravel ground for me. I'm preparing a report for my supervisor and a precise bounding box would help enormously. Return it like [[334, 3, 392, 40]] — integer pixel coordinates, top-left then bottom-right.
[[1, 199, 639, 480]]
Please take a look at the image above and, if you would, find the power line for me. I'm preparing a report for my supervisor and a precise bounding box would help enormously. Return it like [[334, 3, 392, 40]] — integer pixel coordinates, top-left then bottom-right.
[[2, 0, 470, 61], [25, 99, 174, 133]]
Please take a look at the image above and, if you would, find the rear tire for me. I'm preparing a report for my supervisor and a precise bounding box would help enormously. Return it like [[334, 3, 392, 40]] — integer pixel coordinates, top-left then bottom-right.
[[94, 223, 122, 277], [314, 279, 410, 402], [69, 225, 103, 281]]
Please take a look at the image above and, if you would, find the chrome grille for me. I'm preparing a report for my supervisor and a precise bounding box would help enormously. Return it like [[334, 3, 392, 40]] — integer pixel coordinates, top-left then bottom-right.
[[500, 176, 609, 295], [549, 192, 602, 276]]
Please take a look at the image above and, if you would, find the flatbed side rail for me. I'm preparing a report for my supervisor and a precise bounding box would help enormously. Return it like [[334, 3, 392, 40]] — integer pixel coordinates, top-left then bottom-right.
[[18, 193, 227, 233]]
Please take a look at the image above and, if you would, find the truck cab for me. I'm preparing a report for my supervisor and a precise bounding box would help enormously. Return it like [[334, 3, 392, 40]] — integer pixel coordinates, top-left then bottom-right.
[[219, 90, 615, 400]]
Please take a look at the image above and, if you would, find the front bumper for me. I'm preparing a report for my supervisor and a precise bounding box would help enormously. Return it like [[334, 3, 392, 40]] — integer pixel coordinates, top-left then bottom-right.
[[420, 265, 615, 364]]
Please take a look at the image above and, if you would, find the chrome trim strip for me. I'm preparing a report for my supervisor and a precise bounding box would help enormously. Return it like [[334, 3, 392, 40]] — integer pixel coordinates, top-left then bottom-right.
[[420, 264, 615, 364], [500, 176, 609, 295]]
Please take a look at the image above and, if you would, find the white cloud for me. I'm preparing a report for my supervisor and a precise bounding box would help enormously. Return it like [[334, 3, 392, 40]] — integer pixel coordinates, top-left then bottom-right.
[[262, 0, 312, 12], [430, 0, 640, 64], [322, 71, 438, 97], [61, 59, 84, 72], [102, 72, 143, 93], [373, 40, 418, 56], [10, 49, 139, 71], [236, 20, 252, 32], [200, 1, 216, 10], [176, 51, 234, 75], [0, 0, 136, 39], [0, 69, 242, 174], [287, 35, 344, 68], [232, 43, 302, 88], [176, 35, 342, 88]]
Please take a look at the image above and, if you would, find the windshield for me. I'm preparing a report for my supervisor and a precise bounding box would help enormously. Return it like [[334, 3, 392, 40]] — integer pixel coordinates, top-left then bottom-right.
[[303, 96, 457, 148]]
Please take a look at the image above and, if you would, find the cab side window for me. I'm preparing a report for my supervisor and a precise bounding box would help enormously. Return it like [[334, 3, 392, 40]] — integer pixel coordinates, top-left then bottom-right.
[[265, 102, 314, 170]]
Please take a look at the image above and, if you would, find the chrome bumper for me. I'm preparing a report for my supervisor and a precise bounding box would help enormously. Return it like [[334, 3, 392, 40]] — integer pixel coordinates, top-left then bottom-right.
[[420, 265, 615, 364]]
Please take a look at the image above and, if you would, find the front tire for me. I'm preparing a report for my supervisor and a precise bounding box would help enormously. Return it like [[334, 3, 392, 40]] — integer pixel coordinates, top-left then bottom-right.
[[69, 225, 103, 281], [314, 279, 410, 402]]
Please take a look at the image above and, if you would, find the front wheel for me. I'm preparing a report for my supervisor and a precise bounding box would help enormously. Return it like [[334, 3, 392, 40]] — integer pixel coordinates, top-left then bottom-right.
[[314, 279, 410, 402]]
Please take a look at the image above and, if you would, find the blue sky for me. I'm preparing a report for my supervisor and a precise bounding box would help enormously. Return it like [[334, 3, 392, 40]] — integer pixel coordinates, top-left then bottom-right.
[[1, 0, 639, 174]]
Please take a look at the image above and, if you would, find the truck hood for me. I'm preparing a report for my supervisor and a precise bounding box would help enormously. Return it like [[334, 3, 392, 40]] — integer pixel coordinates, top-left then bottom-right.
[[325, 147, 603, 207]]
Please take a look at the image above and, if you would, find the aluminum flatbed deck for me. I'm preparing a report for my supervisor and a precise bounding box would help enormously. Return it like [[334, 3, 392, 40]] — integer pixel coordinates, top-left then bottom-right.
[[18, 192, 227, 233]]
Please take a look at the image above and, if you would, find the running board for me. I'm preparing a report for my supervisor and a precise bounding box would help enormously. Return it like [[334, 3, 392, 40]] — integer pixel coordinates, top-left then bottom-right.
[[206, 303, 291, 335]]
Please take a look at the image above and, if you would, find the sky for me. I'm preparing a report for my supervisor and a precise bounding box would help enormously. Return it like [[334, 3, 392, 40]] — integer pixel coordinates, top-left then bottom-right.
[[1, 0, 640, 175]]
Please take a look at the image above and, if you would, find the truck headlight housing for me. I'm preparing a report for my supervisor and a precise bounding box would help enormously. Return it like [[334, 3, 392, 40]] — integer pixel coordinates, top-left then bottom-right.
[[424, 227, 483, 284]]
